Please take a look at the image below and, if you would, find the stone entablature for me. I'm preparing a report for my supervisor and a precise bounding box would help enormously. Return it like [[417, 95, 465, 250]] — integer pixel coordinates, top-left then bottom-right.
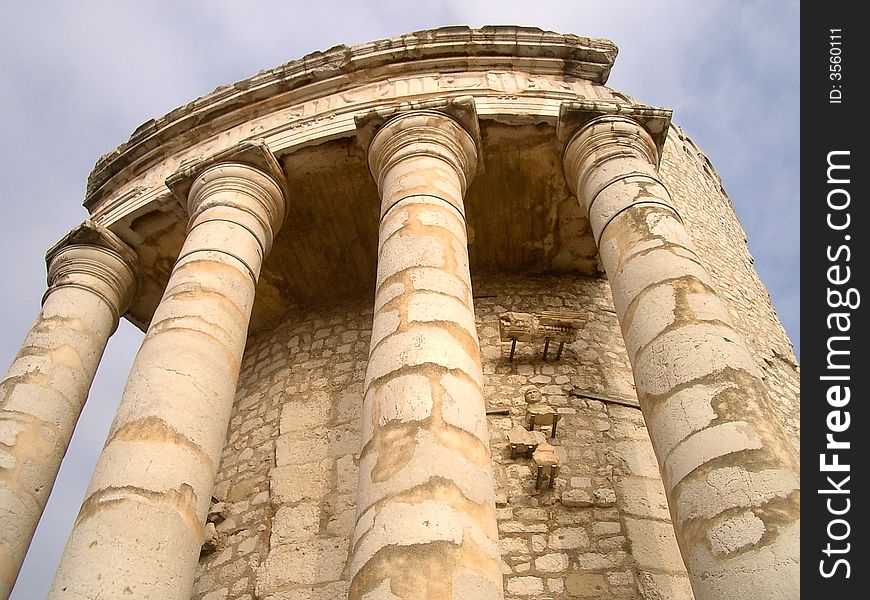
[[85, 27, 616, 210], [80, 28, 625, 333]]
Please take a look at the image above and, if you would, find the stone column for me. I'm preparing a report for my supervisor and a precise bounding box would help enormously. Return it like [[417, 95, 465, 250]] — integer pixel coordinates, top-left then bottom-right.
[[349, 110, 503, 600], [0, 223, 135, 599], [563, 115, 800, 599], [48, 142, 286, 599]]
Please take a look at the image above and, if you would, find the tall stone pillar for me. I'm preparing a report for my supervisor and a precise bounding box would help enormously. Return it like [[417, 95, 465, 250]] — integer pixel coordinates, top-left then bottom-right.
[[0, 223, 136, 599], [49, 142, 286, 599], [563, 114, 800, 599], [349, 109, 503, 600]]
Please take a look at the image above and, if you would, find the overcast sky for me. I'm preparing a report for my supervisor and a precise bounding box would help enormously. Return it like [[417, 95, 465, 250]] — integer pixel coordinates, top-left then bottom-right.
[[1, 1, 798, 597]]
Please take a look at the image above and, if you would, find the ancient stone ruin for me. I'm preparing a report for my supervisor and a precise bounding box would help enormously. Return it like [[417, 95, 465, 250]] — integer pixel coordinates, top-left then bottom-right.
[[0, 26, 799, 600]]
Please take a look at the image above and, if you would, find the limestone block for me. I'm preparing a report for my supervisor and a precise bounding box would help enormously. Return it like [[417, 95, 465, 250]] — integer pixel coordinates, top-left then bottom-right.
[[593, 488, 616, 506], [202, 588, 229, 600], [256, 538, 349, 591], [624, 518, 686, 573], [506, 576, 544, 595], [335, 454, 357, 493], [500, 536, 529, 555], [280, 396, 331, 432], [636, 572, 695, 600], [565, 573, 608, 598], [615, 476, 671, 520], [327, 422, 360, 457], [534, 552, 569, 572], [275, 428, 330, 466], [325, 507, 356, 537], [271, 503, 320, 545], [548, 527, 590, 550], [561, 489, 593, 507], [514, 507, 547, 521], [611, 439, 660, 478], [263, 582, 351, 600], [270, 462, 332, 504], [592, 522, 621, 537], [606, 571, 635, 587]]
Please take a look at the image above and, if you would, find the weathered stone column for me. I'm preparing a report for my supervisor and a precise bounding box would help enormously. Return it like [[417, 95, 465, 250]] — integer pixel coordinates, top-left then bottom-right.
[[0, 223, 135, 599], [349, 109, 503, 600], [563, 114, 800, 599], [49, 142, 286, 599]]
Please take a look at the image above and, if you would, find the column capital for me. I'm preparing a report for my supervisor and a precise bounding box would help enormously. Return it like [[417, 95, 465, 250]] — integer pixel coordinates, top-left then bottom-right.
[[560, 102, 672, 211], [166, 140, 287, 252], [360, 98, 479, 202], [44, 221, 138, 322], [562, 115, 659, 211]]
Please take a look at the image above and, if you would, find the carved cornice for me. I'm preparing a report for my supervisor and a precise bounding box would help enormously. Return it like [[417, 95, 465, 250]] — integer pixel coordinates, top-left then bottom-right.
[[85, 27, 616, 209], [44, 221, 138, 321]]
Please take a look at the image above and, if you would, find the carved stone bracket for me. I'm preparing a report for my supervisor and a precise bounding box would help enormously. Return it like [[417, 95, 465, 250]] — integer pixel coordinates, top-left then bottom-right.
[[532, 442, 560, 490], [499, 309, 586, 361]]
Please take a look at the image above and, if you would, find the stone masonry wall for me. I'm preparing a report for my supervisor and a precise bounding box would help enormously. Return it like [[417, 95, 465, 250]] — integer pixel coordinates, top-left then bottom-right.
[[193, 303, 371, 600], [192, 273, 696, 600]]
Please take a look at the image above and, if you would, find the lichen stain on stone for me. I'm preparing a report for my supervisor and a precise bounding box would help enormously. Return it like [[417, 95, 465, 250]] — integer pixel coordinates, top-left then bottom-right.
[[106, 416, 214, 473], [623, 276, 735, 362], [677, 489, 800, 559], [369, 422, 420, 483], [357, 477, 498, 544], [349, 536, 500, 600], [0, 418, 56, 503], [76, 483, 202, 537]]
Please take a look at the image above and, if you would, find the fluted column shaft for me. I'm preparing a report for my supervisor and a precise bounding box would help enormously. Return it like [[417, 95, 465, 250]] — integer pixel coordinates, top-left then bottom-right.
[[49, 157, 286, 599], [564, 115, 800, 600], [349, 111, 503, 600], [0, 230, 135, 599]]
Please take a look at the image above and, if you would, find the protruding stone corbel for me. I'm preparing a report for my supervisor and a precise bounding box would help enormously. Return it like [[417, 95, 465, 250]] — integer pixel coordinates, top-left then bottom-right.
[[499, 309, 586, 361], [532, 442, 560, 490], [508, 425, 539, 459]]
